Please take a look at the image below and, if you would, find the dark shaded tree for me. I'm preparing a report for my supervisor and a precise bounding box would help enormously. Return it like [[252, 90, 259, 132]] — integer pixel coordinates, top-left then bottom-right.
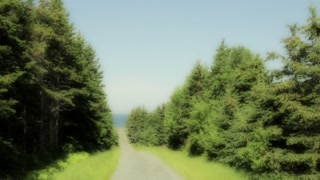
[[0, 0, 117, 178]]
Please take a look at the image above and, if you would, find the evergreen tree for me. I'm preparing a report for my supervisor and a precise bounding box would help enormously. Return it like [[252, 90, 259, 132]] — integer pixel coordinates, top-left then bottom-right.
[[62, 35, 117, 151], [144, 105, 166, 145], [201, 44, 268, 163], [164, 86, 190, 149], [0, 0, 30, 176], [126, 106, 148, 143], [164, 61, 209, 150], [123, 6, 320, 180], [125, 105, 166, 146], [184, 62, 209, 155], [266, 7, 320, 178], [0, 0, 117, 178]]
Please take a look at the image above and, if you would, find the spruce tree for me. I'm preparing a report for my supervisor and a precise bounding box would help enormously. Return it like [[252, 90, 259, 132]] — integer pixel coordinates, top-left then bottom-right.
[[184, 62, 209, 155], [164, 61, 209, 150], [202, 44, 269, 166], [266, 7, 320, 178], [0, 0, 30, 176], [0, 0, 117, 178], [143, 105, 166, 145], [126, 106, 148, 143]]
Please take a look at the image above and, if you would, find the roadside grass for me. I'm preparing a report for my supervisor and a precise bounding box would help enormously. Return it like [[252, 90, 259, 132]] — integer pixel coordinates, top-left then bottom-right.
[[27, 147, 120, 180], [137, 146, 247, 180]]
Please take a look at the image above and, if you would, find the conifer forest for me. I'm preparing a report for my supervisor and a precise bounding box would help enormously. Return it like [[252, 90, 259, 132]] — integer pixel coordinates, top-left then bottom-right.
[[0, 0, 117, 178], [126, 7, 320, 179], [1, 0, 320, 179]]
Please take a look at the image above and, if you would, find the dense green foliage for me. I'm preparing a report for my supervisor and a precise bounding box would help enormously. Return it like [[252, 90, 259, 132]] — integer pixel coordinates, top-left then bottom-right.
[[0, 0, 117, 178], [126, 105, 166, 145], [127, 7, 320, 179]]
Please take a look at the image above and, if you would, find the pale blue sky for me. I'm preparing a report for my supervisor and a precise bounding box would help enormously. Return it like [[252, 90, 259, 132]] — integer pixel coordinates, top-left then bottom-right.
[[64, 0, 318, 114]]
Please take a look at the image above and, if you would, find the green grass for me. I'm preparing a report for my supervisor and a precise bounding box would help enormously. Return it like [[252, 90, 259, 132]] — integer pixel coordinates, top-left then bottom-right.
[[28, 147, 120, 180], [137, 146, 247, 180]]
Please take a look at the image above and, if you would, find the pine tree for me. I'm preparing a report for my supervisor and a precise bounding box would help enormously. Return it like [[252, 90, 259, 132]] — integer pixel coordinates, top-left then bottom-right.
[[164, 86, 190, 149], [144, 105, 166, 145], [0, 0, 30, 176], [266, 7, 320, 178], [184, 61, 209, 155], [202, 44, 269, 166], [164, 61, 209, 150], [0, 0, 117, 178], [44, 0, 76, 154], [125, 104, 166, 146], [126, 106, 148, 143], [61, 34, 117, 151], [0, 0, 26, 124]]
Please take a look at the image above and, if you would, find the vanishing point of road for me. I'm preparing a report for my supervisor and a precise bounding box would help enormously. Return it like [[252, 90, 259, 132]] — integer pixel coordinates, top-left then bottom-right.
[[111, 128, 183, 180]]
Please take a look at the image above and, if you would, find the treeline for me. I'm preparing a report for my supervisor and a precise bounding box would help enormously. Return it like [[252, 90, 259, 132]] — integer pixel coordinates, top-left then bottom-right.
[[0, 0, 117, 178], [126, 105, 166, 146], [126, 7, 320, 179]]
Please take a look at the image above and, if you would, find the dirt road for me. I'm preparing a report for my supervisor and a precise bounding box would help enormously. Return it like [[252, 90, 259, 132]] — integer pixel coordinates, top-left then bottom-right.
[[111, 128, 183, 180]]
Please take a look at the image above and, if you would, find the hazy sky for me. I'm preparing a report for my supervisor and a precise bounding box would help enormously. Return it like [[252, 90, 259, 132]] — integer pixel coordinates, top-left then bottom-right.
[[64, 0, 318, 114]]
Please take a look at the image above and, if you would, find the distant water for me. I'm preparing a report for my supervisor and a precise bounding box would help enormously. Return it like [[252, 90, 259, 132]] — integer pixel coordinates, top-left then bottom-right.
[[113, 114, 128, 127]]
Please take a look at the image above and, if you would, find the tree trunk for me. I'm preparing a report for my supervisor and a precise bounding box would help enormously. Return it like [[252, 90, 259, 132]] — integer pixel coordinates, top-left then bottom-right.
[[40, 90, 45, 152]]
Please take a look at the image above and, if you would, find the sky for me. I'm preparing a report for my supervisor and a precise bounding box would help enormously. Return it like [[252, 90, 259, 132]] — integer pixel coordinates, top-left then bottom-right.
[[63, 0, 319, 114]]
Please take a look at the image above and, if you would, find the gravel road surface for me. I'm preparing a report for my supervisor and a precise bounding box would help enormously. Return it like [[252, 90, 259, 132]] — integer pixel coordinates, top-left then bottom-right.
[[111, 128, 183, 180]]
